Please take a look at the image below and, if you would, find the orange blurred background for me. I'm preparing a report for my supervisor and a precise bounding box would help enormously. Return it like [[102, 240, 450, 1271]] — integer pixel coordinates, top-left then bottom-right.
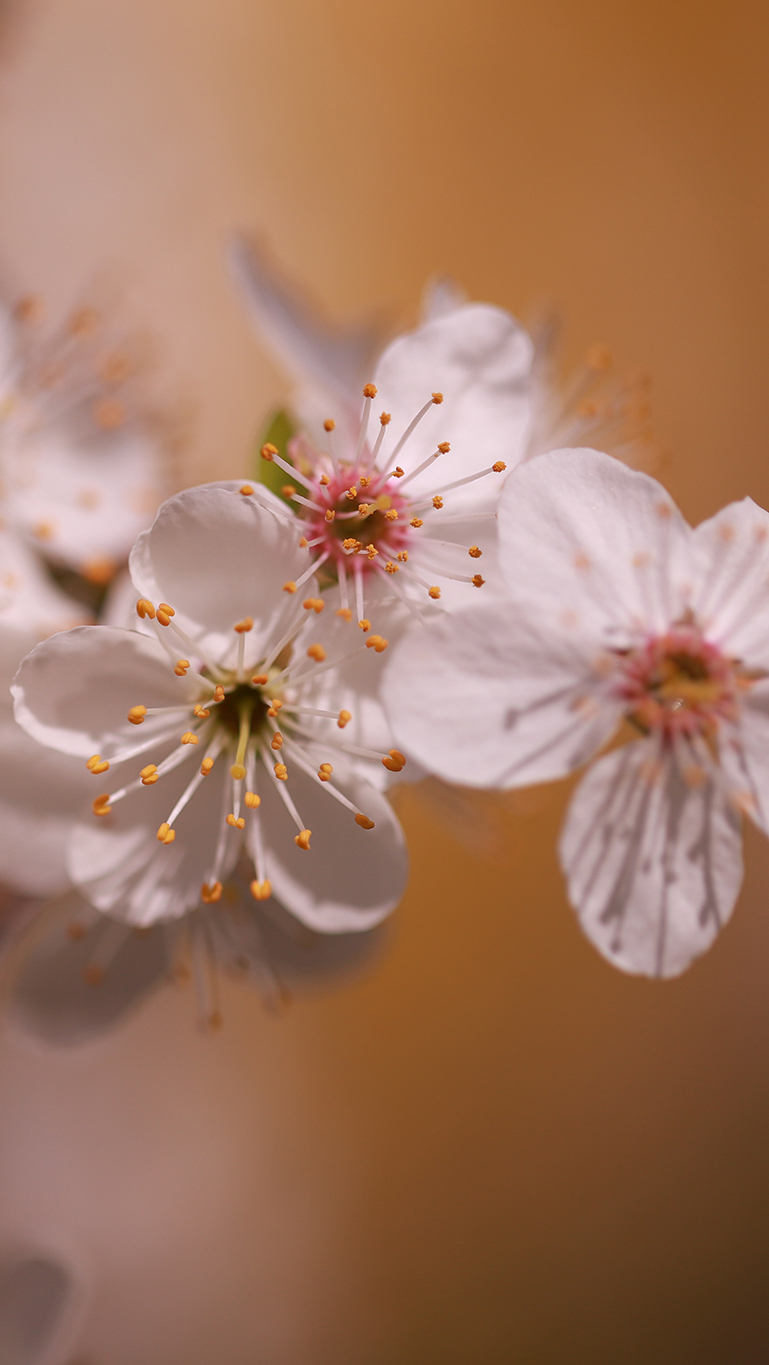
[[1, 1, 768, 1360]]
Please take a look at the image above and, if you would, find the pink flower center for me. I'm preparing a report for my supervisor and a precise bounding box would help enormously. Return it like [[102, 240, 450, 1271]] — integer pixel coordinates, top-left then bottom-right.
[[616, 625, 745, 741]]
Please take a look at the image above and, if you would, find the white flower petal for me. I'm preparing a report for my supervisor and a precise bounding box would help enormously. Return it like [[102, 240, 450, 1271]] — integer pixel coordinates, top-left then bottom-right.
[[691, 498, 769, 665], [718, 686, 769, 834], [129, 484, 311, 664], [383, 602, 620, 788], [13, 626, 197, 758], [560, 741, 742, 978], [374, 303, 534, 510], [4, 423, 163, 572], [498, 447, 693, 639], [228, 234, 386, 407], [0, 719, 92, 895], [68, 746, 239, 925], [0, 529, 88, 650], [6, 891, 170, 1046], [257, 763, 408, 932]]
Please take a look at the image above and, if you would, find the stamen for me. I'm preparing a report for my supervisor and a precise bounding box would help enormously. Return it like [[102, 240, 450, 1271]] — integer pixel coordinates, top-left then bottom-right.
[[157, 822, 176, 844], [396, 443, 450, 490], [295, 829, 312, 850], [128, 705, 147, 725], [174, 659, 190, 676], [156, 602, 176, 627], [240, 485, 254, 496], [415, 461, 508, 501], [387, 397, 440, 466], [181, 731, 199, 745], [136, 598, 156, 620], [201, 882, 222, 903], [307, 643, 326, 662], [86, 754, 109, 775]]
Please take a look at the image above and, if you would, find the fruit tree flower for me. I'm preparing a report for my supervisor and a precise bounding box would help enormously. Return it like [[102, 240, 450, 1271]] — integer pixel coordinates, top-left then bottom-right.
[[12, 483, 409, 931], [230, 237, 656, 621], [0, 294, 166, 584], [3, 876, 388, 1043], [384, 447, 769, 978]]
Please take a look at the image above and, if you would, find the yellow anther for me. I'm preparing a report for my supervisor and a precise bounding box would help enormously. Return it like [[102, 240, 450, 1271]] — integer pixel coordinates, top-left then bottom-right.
[[157, 823, 175, 844], [307, 643, 326, 662], [366, 634, 389, 652], [382, 748, 407, 772], [245, 790, 261, 808], [299, 536, 308, 548], [193, 704, 210, 718], [492, 461, 506, 473], [363, 383, 378, 398], [261, 442, 278, 461], [140, 764, 159, 785], [267, 706, 278, 718], [343, 538, 361, 553], [250, 878, 272, 900], [213, 685, 225, 703], [234, 617, 253, 634], [428, 586, 441, 600], [336, 607, 352, 622], [181, 732, 199, 745], [127, 705, 147, 725], [201, 881, 222, 903], [156, 601, 176, 626], [358, 618, 370, 632], [355, 814, 376, 830], [174, 659, 190, 676], [472, 574, 485, 588], [86, 754, 109, 775], [396, 551, 409, 562], [365, 543, 379, 558], [240, 484, 254, 495], [338, 710, 352, 728], [158, 603, 175, 617], [281, 484, 296, 498], [360, 476, 372, 488], [274, 763, 288, 780], [346, 486, 358, 501], [432, 392, 443, 404], [200, 757, 214, 776], [319, 474, 330, 486], [226, 813, 246, 829], [379, 412, 391, 426], [410, 517, 424, 528], [432, 496, 444, 509], [252, 673, 268, 685], [230, 762, 246, 780], [283, 580, 297, 593], [294, 828, 312, 850], [323, 418, 336, 432], [303, 597, 325, 613], [437, 442, 451, 454], [318, 763, 333, 781], [270, 697, 283, 710], [93, 794, 111, 817], [325, 509, 336, 523], [385, 509, 399, 522], [468, 546, 482, 558], [358, 503, 372, 516], [136, 598, 156, 620], [271, 732, 284, 751], [33, 521, 54, 542], [384, 562, 399, 574]]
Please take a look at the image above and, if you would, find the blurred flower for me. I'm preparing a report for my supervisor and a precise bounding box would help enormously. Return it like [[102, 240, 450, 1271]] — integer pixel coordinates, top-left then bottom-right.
[[13, 483, 408, 933], [384, 447, 769, 978], [0, 294, 166, 589], [0, 1243, 90, 1365], [3, 874, 389, 1042]]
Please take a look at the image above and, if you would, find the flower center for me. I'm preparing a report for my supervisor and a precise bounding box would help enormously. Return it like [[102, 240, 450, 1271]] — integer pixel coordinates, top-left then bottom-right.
[[616, 625, 745, 740]]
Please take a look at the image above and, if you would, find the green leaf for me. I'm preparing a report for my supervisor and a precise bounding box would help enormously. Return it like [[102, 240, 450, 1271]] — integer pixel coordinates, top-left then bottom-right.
[[253, 408, 298, 504]]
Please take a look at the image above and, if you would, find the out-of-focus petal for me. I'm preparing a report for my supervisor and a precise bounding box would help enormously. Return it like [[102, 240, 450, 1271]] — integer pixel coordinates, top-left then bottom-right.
[[12, 626, 197, 757], [257, 762, 408, 932], [719, 685, 769, 834], [691, 498, 769, 667], [228, 234, 386, 406], [498, 447, 692, 639], [0, 1247, 89, 1365], [374, 303, 534, 509], [560, 741, 742, 978], [383, 602, 620, 788], [4, 892, 169, 1047], [0, 529, 88, 654]]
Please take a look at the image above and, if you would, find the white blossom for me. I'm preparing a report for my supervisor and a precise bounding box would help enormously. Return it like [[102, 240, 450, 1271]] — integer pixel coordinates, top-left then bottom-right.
[[13, 483, 409, 932], [384, 448, 769, 977]]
